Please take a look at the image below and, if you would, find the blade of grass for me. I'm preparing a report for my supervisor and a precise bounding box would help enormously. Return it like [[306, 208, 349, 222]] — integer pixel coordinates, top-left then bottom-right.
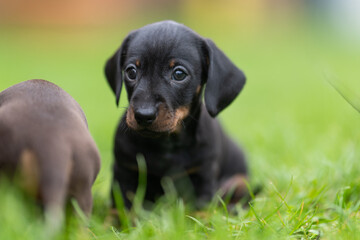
[[133, 154, 147, 215], [112, 182, 131, 230], [186, 215, 214, 233], [71, 199, 89, 226], [323, 70, 360, 113], [217, 195, 229, 222]]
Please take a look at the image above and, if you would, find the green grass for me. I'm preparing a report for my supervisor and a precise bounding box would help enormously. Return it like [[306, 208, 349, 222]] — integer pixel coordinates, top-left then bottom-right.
[[1, 15, 360, 239]]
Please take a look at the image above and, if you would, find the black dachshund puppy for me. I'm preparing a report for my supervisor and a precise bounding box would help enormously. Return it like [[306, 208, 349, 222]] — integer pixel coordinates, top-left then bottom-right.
[[105, 21, 247, 209]]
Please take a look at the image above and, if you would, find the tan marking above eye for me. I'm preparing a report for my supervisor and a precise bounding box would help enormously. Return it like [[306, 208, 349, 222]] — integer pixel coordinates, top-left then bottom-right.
[[135, 60, 140, 67], [169, 59, 176, 68]]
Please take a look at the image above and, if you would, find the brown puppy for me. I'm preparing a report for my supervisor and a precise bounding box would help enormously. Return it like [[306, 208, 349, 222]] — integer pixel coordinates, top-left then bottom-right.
[[0, 79, 100, 228]]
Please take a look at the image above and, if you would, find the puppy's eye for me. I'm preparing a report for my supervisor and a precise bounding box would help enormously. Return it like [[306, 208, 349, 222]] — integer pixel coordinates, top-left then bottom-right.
[[125, 66, 137, 80], [172, 68, 187, 81]]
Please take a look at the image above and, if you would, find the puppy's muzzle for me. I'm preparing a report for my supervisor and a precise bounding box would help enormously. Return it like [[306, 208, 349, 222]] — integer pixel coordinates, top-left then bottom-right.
[[127, 103, 189, 134], [134, 106, 158, 126]]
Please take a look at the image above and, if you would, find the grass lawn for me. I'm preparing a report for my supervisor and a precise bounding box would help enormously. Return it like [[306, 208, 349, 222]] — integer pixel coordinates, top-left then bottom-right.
[[0, 17, 360, 239]]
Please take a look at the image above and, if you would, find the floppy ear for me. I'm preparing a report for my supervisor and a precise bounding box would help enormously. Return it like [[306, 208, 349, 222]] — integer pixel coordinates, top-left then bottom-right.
[[105, 32, 136, 106], [203, 39, 246, 117]]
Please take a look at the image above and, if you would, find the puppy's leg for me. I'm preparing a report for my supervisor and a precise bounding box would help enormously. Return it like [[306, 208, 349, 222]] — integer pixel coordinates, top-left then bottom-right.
[[219, 174, 248, 204], [37, 147, 72, 233], [112, 162, 139, 209], [72, 185, 93, 217], [218, 137, 248, 205], [18, 148, 40, 198], [190, 171, 217, 209], [69, 165, 96, 217], [69, 144, 100, 218]]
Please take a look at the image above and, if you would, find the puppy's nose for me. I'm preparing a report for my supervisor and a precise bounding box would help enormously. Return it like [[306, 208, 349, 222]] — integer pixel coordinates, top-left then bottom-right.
[[134, 107, 157, 126]]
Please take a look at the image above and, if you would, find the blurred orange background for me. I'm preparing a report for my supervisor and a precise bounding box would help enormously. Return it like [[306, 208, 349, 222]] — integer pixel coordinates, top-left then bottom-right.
[[0, 0, 305, 27]]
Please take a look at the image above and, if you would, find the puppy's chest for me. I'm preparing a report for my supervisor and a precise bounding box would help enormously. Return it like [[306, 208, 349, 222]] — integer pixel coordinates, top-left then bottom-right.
[[148, 149, 195, 173], [122, 139, 201, 176]]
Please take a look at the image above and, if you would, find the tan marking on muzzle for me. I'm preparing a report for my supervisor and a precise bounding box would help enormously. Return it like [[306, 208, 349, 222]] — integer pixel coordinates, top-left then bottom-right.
[[19, 148, 39, 197], [126, 106, 138, 130], [172, 106, 190, 133], [150, 103, 173, 131], [126, 104, 174, 132], [126, 104, 190, 133]]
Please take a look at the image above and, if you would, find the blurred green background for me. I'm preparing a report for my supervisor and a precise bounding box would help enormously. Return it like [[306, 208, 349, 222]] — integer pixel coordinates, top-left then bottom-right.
[[1, 0, 360, 238]]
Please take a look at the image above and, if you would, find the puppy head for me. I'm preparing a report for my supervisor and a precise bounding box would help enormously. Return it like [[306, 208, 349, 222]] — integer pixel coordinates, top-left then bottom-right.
[[105, 21, 246, 135]]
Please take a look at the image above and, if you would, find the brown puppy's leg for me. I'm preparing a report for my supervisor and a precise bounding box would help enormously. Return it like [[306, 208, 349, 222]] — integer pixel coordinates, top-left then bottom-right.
[[18, 149, 40, 198], [69, 145, 100, 218], [37, 148, 72, 233], [219, 174, 248, 204], [73, 187, 93, 217]]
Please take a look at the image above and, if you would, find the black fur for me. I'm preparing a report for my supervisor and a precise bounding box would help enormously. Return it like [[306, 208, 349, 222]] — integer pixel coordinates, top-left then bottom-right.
[[105, 21, 247, 209]]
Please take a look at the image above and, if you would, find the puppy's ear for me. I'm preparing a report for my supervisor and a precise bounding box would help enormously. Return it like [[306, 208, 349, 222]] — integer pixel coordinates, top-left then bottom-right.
[[203, 39, 246, 117], [105, 32, 136, 106]]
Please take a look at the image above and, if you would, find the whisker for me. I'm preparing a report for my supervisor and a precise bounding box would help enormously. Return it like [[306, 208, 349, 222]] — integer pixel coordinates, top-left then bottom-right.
[[186, 113, 198, 122], [181, 120, 186, 130]]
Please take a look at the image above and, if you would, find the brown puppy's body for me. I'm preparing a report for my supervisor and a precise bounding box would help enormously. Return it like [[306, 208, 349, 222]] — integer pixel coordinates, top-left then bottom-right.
[[0, 79, 100, 225]]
